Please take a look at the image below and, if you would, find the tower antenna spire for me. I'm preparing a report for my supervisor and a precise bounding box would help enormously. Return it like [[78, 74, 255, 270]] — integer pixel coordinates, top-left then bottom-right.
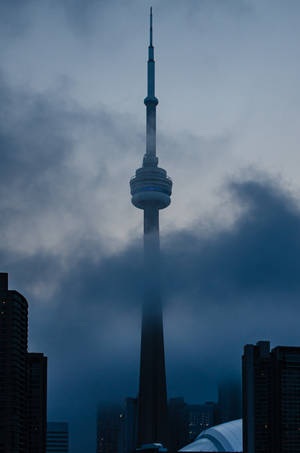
[[150, 7, 153, 46], [144, 6, 158, 165]]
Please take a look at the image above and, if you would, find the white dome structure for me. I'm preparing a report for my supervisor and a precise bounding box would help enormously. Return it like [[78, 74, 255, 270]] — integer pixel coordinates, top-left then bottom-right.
[[180, 419, 242, 452]]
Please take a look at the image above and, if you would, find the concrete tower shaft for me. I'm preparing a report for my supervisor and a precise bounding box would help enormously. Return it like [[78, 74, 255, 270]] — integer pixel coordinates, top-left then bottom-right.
[[129, 9, 172, 448]]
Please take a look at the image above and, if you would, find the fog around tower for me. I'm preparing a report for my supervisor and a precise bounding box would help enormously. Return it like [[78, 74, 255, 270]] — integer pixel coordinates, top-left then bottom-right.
[[1, 1, 300, 452]]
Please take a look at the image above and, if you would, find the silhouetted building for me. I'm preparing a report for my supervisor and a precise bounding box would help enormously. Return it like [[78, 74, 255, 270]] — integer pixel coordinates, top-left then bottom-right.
[[243, 341, 300, 453], [0, 272, 48, 453], [217, 378, 242, 424], [121, 397, 137, 453], [168, 398, 218, 451], [0, 272, 28, 453], [186, 402, 217, 442], [96, 404, 124, 453], [168, 398, 188, 451], [130, 9, 172, 448], [46, 422, 69, 452], [27, 353, 47, 453], [180, 418, 242, 452]]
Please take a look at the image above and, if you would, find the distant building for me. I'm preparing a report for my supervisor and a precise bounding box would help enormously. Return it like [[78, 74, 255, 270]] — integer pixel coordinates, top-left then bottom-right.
[[168, 398, 218, 451], [217, 378, 242, 424], [168, 397, 188, 451], [0, 272, 28, 453], [96, 398, 137, 453], [243, 341, 300, 453], [96, 403, 124, 453], [27, 353, 47, 453], [180, 418, 242, 452], [186, 402, 217, 441], [121, 397, 137, 453], [46, 422, 69, 452]]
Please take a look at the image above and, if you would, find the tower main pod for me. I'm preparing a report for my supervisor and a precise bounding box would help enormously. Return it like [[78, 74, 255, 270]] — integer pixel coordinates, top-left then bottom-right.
[[130, 9, 172, 448]]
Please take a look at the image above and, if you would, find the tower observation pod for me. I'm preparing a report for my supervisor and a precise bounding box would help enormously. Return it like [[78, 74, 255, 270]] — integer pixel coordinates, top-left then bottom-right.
[[130, 8, 172, 450]]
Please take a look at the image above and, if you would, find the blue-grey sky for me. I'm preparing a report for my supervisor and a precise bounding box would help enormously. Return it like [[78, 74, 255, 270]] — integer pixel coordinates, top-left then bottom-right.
[[1, 1, 300, 451]]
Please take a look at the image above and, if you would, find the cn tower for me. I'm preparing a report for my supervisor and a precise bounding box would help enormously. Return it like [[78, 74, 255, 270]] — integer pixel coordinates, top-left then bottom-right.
[[130, 8, 172, 449]]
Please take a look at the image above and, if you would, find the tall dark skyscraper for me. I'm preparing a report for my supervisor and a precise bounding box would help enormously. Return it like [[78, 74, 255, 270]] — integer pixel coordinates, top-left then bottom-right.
[[96, 399, 137, 453], [0, 272, 47, 453], [0, 272, 28, 453], [96, 404, 124, 453], [121, 398, 137, 453], [243, 341, 300, 453], [130, 9, 172, 449], [27, 353, 47, 453], [168, 398, 188, 452]]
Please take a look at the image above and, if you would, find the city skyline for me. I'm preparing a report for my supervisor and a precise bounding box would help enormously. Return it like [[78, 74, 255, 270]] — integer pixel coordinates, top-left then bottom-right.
[[1, 1, 300, 452]]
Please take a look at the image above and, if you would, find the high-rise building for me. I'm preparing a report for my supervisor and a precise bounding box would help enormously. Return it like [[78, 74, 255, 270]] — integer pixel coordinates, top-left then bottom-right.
[[243, 341, 300, 453], [0, 272, 28, 453], [96, 404, 124, 453], [121, 398, 137, 453], [27, 353, 47, 453], [217, 378, 242, 424], [168, 398, 217, 451], [186, 402, 217, 442], [168, 398, 188, 451], [130, 9, 172, 449], [96, 399, 137, 453], [46, 422, 69, 453], [0, 272, 48, 453]]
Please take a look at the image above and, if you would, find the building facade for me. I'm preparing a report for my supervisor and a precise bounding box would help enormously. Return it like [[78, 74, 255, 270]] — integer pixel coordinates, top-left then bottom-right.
[[27, 353, 47, 453], [0, 273, 28, 453], [186, 402, 217, 442], [46, 422, 69, 453], [243, 340, 300, 453], [168, 398, 218, 451], [180, 419, 242, 453], [121, 398, 137, 453], [168, 398, 188, 451], [96, 404, 124, 453], [0, 272, 48, 453]]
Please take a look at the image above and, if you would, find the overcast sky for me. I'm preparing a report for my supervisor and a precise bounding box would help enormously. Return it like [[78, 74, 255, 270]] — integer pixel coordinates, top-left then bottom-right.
[[2, 1, 300, 451]]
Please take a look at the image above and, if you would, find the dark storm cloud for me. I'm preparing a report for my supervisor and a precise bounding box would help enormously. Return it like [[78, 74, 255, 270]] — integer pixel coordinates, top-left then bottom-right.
[[162, 177, 300, 401], [163, 177, 300, 302]]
